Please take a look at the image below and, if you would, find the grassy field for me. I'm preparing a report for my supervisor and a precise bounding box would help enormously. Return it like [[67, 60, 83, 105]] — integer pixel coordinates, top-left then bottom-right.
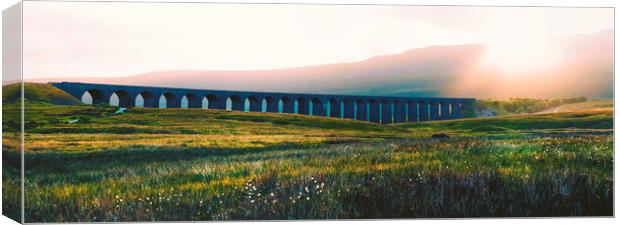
[[538, 99, 614, 114], [2, 101, 614, 222]]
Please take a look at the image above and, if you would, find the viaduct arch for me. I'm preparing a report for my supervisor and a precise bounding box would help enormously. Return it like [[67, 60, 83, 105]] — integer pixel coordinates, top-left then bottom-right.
[[53, 82, 475, 124]]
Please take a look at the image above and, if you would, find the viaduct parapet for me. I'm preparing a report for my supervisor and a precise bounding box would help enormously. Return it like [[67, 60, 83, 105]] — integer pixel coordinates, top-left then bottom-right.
[[51, 82, 475, 124]]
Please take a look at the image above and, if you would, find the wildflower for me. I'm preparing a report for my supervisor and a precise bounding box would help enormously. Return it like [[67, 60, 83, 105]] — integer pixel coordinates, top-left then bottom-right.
[[270, 192, 275, 197], [306, 197, 310, 200]]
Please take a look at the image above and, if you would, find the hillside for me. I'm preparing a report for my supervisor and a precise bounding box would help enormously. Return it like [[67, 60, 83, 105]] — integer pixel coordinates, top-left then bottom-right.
[[538, 99, 613, 113], [28, 44, 484, 97], [2, 83, 81, 105], [397, 108, 612, 134], [2, 103, 612, 151], [471, 97, 600, 117], [27, 30, 613, 99]]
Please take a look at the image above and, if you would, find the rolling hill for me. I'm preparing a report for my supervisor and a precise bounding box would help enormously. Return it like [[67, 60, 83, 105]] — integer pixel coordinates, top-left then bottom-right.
[[538, 99, 613, 114], [2, 83, 81, 105], [27, 29, 613, 99]]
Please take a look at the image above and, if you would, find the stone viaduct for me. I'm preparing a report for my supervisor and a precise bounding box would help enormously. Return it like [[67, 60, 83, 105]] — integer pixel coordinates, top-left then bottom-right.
[[51, 82, 475, 124]]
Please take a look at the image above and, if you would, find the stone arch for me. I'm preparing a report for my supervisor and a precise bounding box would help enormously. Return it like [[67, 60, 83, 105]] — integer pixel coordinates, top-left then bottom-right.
[[356, 99, 367, 121], [279, 96, 293, 113], [440, 101, 451, 120], [159, 92, 179, 108], [393, 100, 407, 123], [381, 99, 392, 124], [310, 97, 323, 116], [419, 100, 430, 121], [135, 91, 156, 108], [328, 98, 340, 118], [226, 95, 244, 111], [206, 94, 218, 109], [407, 100, 418, 122], [368, 99, 380, 123], [342, 98, 354, 119], [201, 96, 209, 109], [430, 101, 440, 120], [263, 96, 277, 112], [450, 101, 462, 119], [295, 97, 309, 115], [181, 93, 201, 108], [81, 89, 105, 105], [246, 96, 261, 112], [110, 90, 131, 107]]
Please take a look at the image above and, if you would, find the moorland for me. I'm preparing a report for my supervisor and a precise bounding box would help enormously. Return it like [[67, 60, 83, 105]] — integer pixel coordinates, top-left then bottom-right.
[[1, 84, 614, 222]]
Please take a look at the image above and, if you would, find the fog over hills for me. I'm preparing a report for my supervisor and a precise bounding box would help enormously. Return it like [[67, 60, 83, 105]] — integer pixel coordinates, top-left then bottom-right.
[[30, 29, 613, 99]]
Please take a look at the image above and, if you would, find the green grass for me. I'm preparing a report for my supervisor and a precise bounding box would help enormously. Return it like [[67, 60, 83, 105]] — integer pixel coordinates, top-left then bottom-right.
[[2, 83, 81, 105], [397, 110, 612, 135], [474, 97, 589, 116], [2, 103, 614, 221], [539, 99, 614, 113]]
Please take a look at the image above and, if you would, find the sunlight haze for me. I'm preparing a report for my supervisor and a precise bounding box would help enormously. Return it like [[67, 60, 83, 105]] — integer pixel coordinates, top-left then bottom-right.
[[23, 2, 612, 78]]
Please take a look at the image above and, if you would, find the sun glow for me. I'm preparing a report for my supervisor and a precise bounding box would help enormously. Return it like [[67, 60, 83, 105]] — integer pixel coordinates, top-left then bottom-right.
[[481, 37, 561, 74]]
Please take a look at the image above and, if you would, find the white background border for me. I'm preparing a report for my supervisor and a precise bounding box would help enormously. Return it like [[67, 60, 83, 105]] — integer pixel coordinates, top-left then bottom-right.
[[0, 0, 617, 224]]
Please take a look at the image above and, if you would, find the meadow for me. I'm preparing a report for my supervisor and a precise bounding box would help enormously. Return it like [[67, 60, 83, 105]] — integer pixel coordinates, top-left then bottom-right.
[[2, 100, 614, 222]]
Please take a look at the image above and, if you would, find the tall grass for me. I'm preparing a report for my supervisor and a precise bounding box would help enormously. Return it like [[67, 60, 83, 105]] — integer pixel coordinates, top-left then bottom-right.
[[4, 136, 611, 222]]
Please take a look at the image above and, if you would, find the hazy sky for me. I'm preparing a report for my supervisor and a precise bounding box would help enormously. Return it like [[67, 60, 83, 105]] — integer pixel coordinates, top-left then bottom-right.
[[23, 1, 613, 78]]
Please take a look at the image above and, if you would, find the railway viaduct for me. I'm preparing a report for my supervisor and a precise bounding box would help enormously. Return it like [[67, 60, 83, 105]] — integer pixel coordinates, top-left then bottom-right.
[[51, 82, 475, 124]]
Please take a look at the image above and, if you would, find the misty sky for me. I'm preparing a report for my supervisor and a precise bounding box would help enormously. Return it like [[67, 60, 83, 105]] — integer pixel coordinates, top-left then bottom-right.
[[23, 1, 613, 78]]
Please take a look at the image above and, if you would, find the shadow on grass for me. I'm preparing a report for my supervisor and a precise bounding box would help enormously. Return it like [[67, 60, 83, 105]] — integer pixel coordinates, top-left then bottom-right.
[[15, 142, 322, 173]]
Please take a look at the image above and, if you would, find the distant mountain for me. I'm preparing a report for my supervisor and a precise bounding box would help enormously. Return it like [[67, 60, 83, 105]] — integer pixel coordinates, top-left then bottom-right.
[[31, 44, 485, 97], [29, 29, 613, 99]]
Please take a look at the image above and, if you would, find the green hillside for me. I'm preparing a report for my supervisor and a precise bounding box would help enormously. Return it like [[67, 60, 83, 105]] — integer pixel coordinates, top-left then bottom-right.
[[473, 97, 589, 116], [2, 103, 612, 146], [396, 108, 613, 134], [538, 99, 613, 113], [2, 82, 81, 105]]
